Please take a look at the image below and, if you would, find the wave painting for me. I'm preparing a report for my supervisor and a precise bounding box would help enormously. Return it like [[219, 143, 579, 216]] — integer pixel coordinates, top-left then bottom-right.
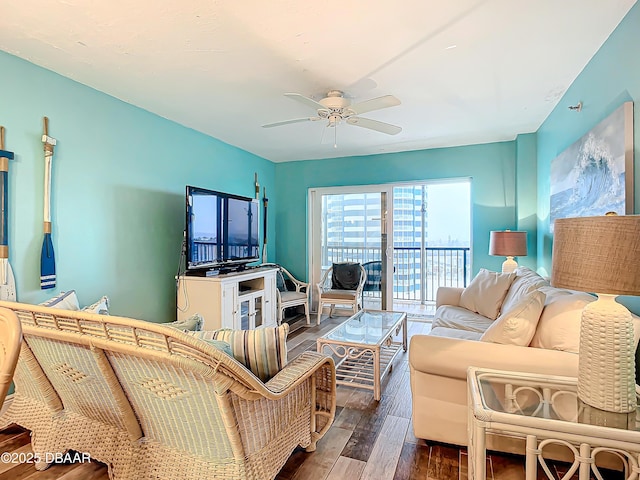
[[550, 102, 633, 230]]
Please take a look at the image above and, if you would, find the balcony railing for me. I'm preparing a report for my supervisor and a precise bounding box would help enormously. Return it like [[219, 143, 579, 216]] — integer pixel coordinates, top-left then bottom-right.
[[323, 246, 470, 303]]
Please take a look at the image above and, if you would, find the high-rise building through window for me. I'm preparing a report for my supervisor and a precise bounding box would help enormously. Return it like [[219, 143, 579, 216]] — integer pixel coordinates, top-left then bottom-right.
[[318, 181, 471, 306]]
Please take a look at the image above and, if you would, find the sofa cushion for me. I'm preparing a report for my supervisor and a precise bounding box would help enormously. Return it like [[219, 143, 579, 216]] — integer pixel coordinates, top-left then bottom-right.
[[429, 326, 482, 341], [195, 324, 289, 382], [500, 267, 549, 313], [459, 269, 516, 320], [432, 305, 495, 333], [480, 290, 546, 346]]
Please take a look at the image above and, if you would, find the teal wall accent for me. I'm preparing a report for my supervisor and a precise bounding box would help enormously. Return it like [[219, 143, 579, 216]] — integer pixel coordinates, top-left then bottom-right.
[[515, 133, 538, 270], [274, 141, 519, 280], [536, 3, 640, 312], [0, 51, 275, 321]]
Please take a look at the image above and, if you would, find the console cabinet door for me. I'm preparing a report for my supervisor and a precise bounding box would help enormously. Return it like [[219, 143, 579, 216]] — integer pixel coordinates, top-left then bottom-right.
[[221, 282, 239, 329], [262, 271, 277, 327]]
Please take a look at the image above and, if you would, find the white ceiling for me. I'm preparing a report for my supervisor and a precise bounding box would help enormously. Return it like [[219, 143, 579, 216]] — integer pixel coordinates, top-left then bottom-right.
[[1, 0, 636, 162]]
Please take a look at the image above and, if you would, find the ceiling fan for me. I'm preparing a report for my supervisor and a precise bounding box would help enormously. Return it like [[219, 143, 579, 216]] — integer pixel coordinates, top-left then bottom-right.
[[262, 90, 402, 135]]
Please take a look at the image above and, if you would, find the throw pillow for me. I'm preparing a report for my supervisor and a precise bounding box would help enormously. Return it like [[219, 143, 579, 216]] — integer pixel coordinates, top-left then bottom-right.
[[82, 295, 110, 315], [480, 290, 546, 345], [529, 293, 595, 352], [331, 263, 361, 290], [459, 269, 516, 320], [186, 331, 233, 356], [166, 313, 204, 332], [40, 290, 80, 310], [195, 324, 289, 382], [500, 267, 549, 313], [275, 268, 288, 292]]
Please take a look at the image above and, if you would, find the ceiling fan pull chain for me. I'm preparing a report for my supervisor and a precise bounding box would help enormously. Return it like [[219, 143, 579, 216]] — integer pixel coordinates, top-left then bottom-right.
[[334, 123, 338, 149]]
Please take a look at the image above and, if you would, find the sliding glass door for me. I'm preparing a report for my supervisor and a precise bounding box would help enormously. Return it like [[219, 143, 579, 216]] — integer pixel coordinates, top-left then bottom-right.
[[309, 179, 471, 316], [309, 186, 393, 312]]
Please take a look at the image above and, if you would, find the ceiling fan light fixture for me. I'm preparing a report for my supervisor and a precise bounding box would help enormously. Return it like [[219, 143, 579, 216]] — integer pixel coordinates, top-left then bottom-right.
[[319, 90, 350, 110], [263, 90, 402, 136]]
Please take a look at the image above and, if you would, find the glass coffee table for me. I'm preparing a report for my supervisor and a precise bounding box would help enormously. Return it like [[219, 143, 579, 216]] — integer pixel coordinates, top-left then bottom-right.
[[316, 309, 407, 400]]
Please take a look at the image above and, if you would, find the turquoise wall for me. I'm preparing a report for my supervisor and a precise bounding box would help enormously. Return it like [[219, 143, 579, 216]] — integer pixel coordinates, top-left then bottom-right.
[[274, 141, 530, 280], [0, 51, 275, 321], [537, 3, 640, 311], [515, 133, 537, 265]]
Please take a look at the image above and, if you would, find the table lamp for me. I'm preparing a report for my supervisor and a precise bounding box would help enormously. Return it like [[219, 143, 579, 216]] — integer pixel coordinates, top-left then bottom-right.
[[489, 230, 528, 273], [551, 215, 640, 413]]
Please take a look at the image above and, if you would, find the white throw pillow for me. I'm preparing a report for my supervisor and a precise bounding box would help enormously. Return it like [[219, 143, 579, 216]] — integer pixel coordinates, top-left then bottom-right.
[[530, 293, 595, 352], [500, 267, 549, 313], [531, 292, 640, 353], [480, 289, 546, 345], [82, 295, 110, 315], [459, 269, 516, 320], [40, 290, 80, 310]]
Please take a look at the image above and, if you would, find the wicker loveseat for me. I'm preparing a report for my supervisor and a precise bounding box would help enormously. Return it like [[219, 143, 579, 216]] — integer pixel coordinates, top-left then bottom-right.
[[0, 301, 336, 480]]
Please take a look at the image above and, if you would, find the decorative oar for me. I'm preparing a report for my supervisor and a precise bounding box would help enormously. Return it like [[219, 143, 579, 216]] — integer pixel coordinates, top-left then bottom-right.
[[40, 117, 57, 289], [0, 126, 16, 300], [262, 187, 268, 262]]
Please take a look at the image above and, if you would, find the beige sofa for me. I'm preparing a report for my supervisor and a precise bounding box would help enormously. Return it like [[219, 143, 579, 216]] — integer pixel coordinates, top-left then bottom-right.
[[409, 267, 640, 455], [0, 301, 336, 480]]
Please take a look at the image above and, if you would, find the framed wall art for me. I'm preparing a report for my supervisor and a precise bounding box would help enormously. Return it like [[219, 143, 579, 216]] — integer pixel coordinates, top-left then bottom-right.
[[550, 101, 634, 229]]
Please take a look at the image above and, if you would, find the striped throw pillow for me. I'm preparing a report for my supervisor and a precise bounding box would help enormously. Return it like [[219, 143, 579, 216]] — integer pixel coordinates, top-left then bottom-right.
[[193, 324, 289, 382]]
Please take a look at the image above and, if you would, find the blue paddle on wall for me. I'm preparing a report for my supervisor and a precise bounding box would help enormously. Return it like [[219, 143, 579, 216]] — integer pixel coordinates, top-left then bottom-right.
[[0, 126, 16, 300], [41, 117, 57, 289]]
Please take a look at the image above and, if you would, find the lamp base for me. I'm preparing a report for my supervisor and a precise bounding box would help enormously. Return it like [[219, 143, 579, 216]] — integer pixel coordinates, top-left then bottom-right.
[[577, 294, 637, 413], [501, 257, 518, 273]]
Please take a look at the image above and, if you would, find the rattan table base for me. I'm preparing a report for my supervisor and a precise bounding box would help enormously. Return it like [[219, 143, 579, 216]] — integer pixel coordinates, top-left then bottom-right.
[[317, 310, 407, 401]]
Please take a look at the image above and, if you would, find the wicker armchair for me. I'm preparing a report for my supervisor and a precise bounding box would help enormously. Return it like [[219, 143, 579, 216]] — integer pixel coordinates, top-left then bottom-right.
[[262, 263, 310, 325], [0, 301, 336, 480], [316, 263, 367, 325], [0, 307, 21, 411]]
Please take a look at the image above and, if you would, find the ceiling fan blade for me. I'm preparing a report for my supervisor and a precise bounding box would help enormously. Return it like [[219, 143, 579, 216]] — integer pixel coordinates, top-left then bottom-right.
[[284, 93, 325, 111], [346, 117, 402, 135], [349, 95, 401, 115], [262, 117, 320, 128]]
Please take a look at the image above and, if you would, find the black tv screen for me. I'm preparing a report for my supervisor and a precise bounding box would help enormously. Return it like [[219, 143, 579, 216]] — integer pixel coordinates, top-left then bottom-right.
[[186, 186, 259, 270]]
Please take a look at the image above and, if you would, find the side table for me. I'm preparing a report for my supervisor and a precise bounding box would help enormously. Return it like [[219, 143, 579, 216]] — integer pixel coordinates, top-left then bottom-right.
[[467, 367, 640, 480]]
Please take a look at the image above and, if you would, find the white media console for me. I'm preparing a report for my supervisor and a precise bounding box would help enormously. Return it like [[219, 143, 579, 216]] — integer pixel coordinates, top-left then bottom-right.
[[176, 266, 278, 331]]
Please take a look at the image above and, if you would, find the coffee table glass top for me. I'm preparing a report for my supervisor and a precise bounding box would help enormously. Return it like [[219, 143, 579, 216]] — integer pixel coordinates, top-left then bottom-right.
[[322, 309, 405, 345], [474, 369, 640, 432]]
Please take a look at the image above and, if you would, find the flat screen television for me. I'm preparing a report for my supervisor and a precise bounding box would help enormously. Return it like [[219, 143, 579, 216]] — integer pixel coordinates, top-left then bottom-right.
[[185, 185, 259, 272]]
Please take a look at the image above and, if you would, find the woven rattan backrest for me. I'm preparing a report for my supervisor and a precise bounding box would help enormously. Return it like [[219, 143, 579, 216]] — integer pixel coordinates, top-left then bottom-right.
[[12, 341, 63, 412], [106, 351, 239, 458], [24, 335, 143, 438]]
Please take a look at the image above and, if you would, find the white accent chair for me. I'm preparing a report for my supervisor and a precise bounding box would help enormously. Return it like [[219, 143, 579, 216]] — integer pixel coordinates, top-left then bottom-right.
[[263, 263, 310, 325], [316, 263, 367, 325]]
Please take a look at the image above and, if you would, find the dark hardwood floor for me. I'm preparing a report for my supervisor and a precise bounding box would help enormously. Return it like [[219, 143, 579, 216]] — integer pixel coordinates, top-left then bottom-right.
[[0, 314, 620, 479]]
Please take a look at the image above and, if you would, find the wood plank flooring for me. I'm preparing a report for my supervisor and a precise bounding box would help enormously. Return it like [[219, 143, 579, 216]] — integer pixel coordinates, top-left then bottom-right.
[[0, 314, 623, 479]]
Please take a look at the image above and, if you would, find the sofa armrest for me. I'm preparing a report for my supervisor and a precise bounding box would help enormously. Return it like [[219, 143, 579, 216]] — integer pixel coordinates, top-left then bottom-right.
[[435, 287, 464, 308], [409, 335, 579, 379]]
